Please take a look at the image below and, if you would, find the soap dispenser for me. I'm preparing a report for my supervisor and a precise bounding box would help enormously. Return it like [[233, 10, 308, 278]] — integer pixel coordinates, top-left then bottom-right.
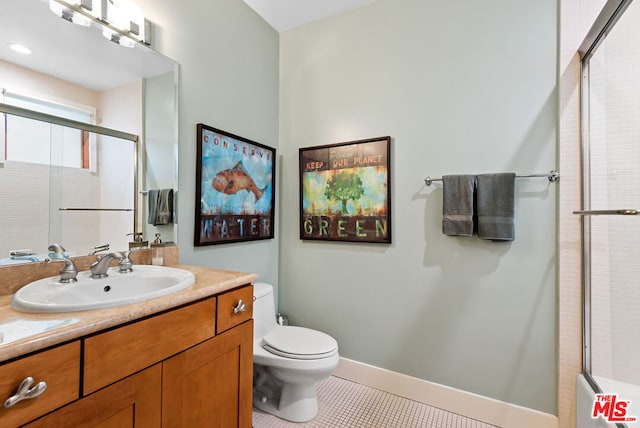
[[150, 233, 165, 266], [127, 233, 148, 250]]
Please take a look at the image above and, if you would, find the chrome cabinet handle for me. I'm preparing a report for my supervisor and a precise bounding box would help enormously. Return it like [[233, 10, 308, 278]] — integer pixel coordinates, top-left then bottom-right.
[[233, 299, 247, 314], [4, 377, 48, 409]]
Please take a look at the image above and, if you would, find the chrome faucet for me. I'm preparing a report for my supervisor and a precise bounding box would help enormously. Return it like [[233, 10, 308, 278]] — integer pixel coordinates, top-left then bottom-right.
[[45, 244, 78, 283], [90, 252, 123, 278]]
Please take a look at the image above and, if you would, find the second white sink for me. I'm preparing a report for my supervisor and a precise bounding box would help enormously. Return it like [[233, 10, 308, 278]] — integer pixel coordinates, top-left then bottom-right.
[[12, 265, 196, 313]]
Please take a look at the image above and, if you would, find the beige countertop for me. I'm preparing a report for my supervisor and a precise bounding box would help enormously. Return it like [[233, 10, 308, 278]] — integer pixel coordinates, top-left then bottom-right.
[[0, 265, 257, 363]]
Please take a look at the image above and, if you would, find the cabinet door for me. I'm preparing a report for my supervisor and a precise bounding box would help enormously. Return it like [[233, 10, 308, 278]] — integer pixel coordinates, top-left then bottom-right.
[[24, 364, 161, 428], [162, 320, 253, 428]]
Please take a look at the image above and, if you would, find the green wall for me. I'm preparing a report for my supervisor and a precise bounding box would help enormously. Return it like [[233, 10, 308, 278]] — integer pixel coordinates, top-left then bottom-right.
[[278, 0, 558, 414], [141, 0, 558, 414], [138, 0, 281, 285]]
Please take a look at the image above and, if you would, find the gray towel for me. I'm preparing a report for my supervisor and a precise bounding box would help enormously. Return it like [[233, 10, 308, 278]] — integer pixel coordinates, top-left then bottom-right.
[[147, 190, 159, 225], [476, 173, 516, 241], [442, 175, 476, 237], [156, 189, 174, 225], [148, 189, 174, 226]]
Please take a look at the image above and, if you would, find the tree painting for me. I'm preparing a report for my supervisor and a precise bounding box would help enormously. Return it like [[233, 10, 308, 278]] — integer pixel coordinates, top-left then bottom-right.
[[299, 136, 391, 243], [323, 170, 365, 214]]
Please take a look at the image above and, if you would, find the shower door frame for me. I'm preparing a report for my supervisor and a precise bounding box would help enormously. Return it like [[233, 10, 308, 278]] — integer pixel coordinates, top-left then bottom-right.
[[578, 1, 636, 426]]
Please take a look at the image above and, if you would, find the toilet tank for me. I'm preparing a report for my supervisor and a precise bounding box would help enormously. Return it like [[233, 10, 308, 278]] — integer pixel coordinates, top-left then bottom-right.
[[253, 282, 278, 341]]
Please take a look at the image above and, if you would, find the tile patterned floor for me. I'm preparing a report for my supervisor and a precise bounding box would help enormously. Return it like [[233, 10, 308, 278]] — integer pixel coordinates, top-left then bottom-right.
[[253, 376, 501, 428]]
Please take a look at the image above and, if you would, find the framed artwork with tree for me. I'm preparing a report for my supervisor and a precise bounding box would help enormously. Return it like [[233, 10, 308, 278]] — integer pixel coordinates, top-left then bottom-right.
[[299, 136, 391, 243]]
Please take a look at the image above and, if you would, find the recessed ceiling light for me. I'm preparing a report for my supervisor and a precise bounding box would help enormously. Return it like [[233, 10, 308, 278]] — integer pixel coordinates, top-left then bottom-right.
[[8, 43, 33, 55]]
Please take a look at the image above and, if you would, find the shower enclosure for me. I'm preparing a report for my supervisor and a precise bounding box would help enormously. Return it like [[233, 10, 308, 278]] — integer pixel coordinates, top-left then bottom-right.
[[578, 0, 640, 426]]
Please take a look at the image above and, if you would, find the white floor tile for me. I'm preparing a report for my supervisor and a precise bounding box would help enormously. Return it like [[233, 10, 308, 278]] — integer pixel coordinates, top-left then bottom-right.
[[252, 376, 501, 428]]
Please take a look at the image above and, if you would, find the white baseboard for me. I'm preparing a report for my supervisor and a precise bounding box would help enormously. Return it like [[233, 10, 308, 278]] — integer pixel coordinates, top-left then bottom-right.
[[333, 357, 558, 428]]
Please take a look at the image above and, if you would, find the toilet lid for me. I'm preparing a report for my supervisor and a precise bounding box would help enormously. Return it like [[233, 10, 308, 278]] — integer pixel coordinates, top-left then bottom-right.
[[261, 326, 338, 360]]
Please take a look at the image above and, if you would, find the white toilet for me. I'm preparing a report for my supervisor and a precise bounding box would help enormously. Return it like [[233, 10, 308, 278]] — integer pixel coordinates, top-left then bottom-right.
[[252, 282, 339, 422]]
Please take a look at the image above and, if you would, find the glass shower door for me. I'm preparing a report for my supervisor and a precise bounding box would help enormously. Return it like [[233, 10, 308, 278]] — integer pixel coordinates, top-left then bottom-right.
[[581, 0, 640, 423]]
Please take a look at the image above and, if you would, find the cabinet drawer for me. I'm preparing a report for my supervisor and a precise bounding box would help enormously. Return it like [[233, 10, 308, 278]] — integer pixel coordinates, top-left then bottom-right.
[[0, 342, 80, 427], [217, 285, 253, 334], [84, 297, 216, 394]]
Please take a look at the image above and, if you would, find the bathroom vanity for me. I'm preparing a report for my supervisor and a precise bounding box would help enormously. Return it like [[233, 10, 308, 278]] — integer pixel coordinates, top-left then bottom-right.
[[0, 262, 255, 428]]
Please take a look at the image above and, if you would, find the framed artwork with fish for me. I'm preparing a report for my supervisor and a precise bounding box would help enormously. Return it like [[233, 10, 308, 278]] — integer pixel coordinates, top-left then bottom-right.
[[195, 124, 275, 245], [299, 136, 391, 244]]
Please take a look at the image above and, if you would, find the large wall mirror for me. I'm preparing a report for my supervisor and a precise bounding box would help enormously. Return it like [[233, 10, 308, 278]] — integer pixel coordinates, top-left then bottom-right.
[[0, 0, 178, 265]]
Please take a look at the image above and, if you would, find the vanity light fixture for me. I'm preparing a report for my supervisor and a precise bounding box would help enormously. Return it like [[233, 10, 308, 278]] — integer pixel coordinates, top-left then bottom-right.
[[7, 44, 33, 55], [102, 27, 136, 48], [48, 0, 92, 27], [102, 0, 146, 43], [51, 0, 102, 19], [47, 0, 151, 47]]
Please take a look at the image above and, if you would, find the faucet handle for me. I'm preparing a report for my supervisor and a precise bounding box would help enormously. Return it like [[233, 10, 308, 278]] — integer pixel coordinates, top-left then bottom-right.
[[45, 256, 78, 283], [47, 243, 67, 260], [88, 243, 110, 256], [122, 248, 141, 257], [48, 243, 66, 254], [118, 249, 140, 273]]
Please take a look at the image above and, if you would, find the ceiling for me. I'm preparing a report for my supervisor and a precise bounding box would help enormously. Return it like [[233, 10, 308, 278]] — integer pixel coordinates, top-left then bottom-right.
[[243, 0, 376, 32], [0, 0, 371, 93]]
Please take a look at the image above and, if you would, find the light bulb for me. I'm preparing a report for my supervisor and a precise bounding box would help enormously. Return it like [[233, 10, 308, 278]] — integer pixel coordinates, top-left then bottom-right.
[[102, 27, 135, 48], [48, 0, 91, 27]]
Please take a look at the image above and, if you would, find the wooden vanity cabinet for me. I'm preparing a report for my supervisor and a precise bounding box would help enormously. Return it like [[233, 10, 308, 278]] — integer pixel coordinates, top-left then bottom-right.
[[24, 364, 162, 428], [2, 284, 253, 428], [162, 320, 253, 428]]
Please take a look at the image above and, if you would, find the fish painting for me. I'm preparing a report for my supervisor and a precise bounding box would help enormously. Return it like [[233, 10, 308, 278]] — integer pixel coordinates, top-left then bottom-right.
[[212, 161, 265, 200]]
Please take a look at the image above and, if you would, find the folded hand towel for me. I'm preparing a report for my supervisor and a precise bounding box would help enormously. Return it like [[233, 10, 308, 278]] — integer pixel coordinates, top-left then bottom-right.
[[147, 190, 159, 225], [476, 173, 516, 241], [148, 189, 174, 226], [442, 175, 476, 237]]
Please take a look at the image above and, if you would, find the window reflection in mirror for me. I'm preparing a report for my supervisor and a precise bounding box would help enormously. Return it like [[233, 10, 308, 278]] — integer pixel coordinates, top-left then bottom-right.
[[0, 112, 136, 263], [2, 93, 94, 167]]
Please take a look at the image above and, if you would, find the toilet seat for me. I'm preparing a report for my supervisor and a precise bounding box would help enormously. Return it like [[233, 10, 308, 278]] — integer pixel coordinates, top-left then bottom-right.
[[261, 326, 338, 360]]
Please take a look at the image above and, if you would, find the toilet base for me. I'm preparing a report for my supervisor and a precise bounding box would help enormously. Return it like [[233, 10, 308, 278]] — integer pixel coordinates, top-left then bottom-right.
[[253, 365, 319, 422], [254, 382, 318, 422]]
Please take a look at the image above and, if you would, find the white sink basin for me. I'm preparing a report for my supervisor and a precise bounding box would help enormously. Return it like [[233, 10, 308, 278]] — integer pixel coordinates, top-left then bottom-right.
[[0, 318, 79, 344], [11, 265, 196, 313]]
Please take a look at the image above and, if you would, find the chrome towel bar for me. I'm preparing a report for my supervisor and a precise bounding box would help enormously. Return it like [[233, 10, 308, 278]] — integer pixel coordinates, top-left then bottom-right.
[[573, 209, 639, 216], [424, 170, 559, 186]]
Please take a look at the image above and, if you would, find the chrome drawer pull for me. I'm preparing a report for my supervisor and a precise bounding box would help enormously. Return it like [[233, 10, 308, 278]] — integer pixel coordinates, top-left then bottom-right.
[[233, 299, 247, 314], [4, 377, 48, 408]]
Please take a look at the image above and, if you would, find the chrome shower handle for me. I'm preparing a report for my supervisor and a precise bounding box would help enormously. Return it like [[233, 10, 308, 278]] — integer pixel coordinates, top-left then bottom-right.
[[4, 377, 48, 409], [233, 299, 247, 314]]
